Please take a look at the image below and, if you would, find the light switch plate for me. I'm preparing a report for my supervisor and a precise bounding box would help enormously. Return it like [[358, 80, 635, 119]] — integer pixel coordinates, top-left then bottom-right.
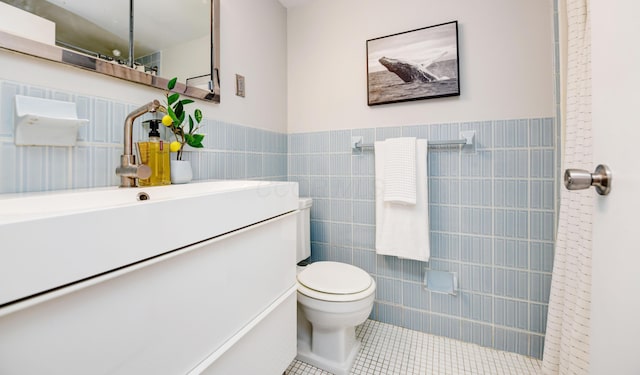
[[235, 74, 245, 97]]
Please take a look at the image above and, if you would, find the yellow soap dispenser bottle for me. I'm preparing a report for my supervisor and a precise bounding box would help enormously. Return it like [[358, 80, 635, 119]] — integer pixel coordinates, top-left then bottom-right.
[[138, 119, 171, 186]]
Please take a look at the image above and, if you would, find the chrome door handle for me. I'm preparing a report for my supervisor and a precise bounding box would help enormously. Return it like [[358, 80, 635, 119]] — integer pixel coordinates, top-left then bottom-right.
[[564, 164, 612, 195]]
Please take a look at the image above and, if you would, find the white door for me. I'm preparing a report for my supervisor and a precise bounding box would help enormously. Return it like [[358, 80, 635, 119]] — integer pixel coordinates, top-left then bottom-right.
[[590, 1, 640, 373]]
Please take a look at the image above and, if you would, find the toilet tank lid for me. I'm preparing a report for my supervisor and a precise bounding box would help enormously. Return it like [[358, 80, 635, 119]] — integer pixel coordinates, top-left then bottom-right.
[[297, 261, 372, 295], [299, 197, 312, 209]]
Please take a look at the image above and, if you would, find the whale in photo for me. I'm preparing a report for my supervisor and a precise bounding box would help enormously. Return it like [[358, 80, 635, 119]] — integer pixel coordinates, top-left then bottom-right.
[[378, 51, 450, 83]]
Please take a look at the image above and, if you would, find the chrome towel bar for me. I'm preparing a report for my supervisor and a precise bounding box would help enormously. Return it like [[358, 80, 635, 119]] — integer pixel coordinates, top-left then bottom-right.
[[351, 131, 475, 151]]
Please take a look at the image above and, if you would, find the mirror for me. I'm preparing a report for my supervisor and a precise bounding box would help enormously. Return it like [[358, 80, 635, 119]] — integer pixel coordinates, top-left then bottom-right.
[[0, 0, 220, 102]]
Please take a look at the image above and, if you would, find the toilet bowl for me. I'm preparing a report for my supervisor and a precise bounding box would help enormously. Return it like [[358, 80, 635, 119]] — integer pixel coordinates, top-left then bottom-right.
[[295, 198, 376, 375]]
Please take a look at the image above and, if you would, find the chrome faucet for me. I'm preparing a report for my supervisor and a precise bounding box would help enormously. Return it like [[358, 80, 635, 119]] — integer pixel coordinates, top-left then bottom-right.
[[116, 100, 167, 187]]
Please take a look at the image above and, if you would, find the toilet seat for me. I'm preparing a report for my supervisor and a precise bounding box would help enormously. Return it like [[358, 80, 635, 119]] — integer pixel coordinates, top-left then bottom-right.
[[297, 261, 375, 302]]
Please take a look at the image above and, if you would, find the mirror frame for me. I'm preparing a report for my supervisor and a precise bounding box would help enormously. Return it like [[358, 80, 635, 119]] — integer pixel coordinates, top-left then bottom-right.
[[0, 0, 220, 103]]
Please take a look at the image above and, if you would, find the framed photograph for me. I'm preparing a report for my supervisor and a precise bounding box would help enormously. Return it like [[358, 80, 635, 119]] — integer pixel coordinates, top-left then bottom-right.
[[367, 21, 460, 106]]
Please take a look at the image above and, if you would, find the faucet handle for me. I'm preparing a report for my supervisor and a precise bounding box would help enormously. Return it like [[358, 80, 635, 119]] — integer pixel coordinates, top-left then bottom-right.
[[116, 154, 152, 187], [116, 164, 152, 179], [137, 164, 152, 179]]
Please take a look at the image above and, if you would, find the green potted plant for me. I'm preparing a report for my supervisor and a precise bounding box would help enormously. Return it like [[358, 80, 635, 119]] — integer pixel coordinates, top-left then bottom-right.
[[160, 77, 205, 183], [161, 77, 205, 160]]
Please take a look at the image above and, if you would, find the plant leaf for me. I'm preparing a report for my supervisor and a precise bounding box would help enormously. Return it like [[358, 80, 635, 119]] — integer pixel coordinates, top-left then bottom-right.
[[194, 109, 203, 123], [188, 115, 194, 133], [174, 101, 184, 119], [166, 105, 179, 124], [185, 133, 204, 148], [178, 111, 186, 126], [167, 93, 180, 106], [193, 133, 204, 143], [167, 77, 177, 90], [181, 99, 195, 106]]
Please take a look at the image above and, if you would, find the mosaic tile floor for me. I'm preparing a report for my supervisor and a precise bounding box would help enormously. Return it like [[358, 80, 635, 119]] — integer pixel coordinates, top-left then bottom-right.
[[286, 320, 541, 375]]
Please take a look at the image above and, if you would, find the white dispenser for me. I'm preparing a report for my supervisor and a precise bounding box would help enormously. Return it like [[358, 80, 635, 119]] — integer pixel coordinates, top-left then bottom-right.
[[296, 198, 312, 263]]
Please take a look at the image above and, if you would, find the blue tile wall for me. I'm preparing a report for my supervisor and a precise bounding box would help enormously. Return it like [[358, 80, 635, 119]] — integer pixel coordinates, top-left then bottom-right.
[[0, 80, 288, 193], [288, 118, 556, 359]]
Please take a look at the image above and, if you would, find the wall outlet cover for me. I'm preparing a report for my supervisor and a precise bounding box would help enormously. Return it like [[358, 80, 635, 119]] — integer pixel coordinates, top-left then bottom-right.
[[235, 74, 245, 97]]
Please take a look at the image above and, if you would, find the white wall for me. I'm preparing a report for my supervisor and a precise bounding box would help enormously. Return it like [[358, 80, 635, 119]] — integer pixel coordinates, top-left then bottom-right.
[[0, 3, 55, 45], [286, 0, 555, 133], [591, 0, 640, 373], [219, 0, 287, 131], [161, 35, 210, 82], [0, 0, 288, 133]]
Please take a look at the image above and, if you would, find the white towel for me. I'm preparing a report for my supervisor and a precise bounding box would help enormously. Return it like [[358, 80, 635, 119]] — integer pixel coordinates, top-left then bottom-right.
[[383, 137, 417, 205], [375, 139, 430, 262]]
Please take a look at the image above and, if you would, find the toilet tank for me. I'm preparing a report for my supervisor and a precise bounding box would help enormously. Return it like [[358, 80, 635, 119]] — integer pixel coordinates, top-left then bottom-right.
[[296, 198, 312, 263]]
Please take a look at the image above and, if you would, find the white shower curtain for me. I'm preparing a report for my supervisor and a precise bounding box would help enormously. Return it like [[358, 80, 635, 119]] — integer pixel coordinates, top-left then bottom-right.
[[542, 0, 592, 374]]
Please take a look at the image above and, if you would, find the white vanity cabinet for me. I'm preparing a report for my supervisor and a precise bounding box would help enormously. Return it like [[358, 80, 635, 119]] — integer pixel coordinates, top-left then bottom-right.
[[0, 180, 298, 375]]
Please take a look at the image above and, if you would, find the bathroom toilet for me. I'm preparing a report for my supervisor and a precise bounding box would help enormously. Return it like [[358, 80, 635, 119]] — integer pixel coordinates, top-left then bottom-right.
[[295, 198, 376, 375]]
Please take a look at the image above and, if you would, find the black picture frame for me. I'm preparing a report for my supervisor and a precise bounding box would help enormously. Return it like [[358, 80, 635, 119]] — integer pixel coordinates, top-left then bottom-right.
[[367, 21, 460, 106]]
